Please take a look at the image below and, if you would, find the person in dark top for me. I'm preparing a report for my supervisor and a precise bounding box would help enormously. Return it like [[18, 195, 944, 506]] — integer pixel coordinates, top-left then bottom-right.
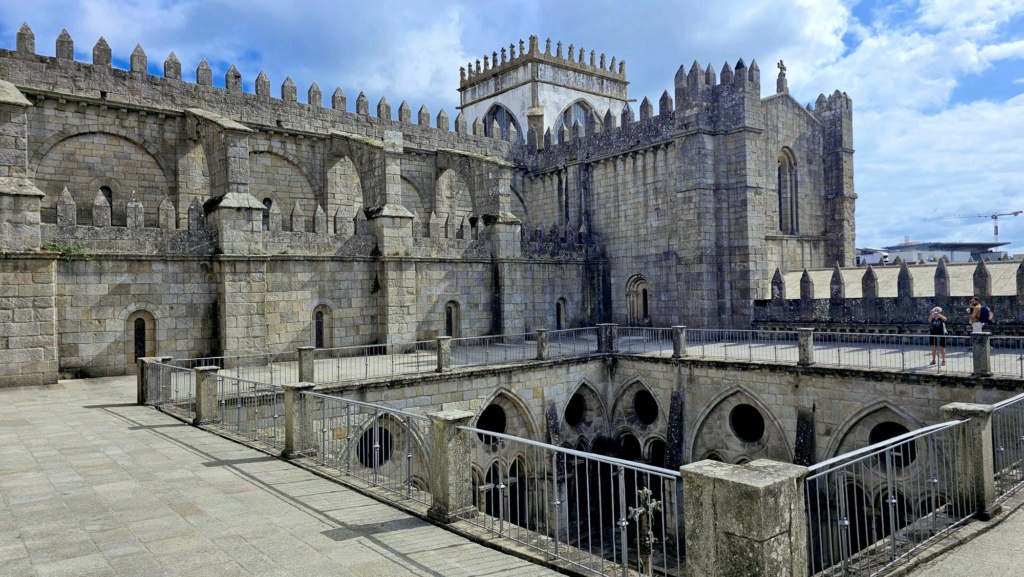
[[928, 306, 947, 366]]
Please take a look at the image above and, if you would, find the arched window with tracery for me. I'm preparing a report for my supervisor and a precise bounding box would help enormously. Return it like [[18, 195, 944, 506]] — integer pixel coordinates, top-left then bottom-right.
[[626, 276, 652, 326], [444, 301, 461, 337], [778, 149, 798, 234], [483, 104, 523, 143], [555, 101, 595, 142]]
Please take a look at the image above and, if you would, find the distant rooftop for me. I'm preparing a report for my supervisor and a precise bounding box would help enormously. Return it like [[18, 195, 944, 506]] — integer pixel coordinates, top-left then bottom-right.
[[882, 241, 1010, 251]]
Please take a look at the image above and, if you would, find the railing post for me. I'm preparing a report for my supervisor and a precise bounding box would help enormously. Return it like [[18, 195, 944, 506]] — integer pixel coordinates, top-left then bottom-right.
[[136, 356, 171, 404], [297, 346, 315, 383], [193, 366, 221, 425], [797, 328, 815, 367], [283, 382, 316, 458], [436, 336, 452, 372], [680, 459, 809, 576], [672, 326, 687, 359], [972, 332, 993, 377], [536, 328, 550, 360], [598, 323, 618, 353], [426, 410, 476, 523], [940, 403, 1000, 519]]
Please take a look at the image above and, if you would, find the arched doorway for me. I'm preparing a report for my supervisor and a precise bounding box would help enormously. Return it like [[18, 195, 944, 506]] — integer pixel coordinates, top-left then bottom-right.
[[626, 276, 652, 326]]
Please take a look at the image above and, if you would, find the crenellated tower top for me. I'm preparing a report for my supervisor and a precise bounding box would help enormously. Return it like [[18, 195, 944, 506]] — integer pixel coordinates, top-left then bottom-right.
[[459, 35, 629, 146]]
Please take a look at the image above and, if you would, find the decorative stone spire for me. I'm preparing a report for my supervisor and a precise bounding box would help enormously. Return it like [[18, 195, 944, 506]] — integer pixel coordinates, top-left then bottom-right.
[[639, 97, 653, 121], [829, 263, 844, 303], [418, 104, 429, 126], [973, 258, 991, 297], [799, 269, 813, 302], [93, 37, 111, 67], [897, 260, 913, 300], [356, 92, 369, 115], [332, 87, 346, 111], [454, 111, 466, 133], [620, 103, 634, 126], [377, 96, 391, 119], [196, 59, 212, 86], [281, 77, 297, 102], [934, 258, 949, 298], [17, 22, 34, 54], [771, 268, 786, 301], [308, 82, 321, 107], [436, 109, 448, 130], [659, 90, 673, 115], [862, 265, 878, 300], [130, 44, 147, 73], [225, 65, 242, 91], [398, 100, 411, 123], [55, 29, 73, 60], [255, 71, 270, 97], [163, 52, 181, 80]]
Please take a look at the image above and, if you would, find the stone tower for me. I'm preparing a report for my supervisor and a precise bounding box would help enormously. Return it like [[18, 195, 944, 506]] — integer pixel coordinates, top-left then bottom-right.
[[459, 35, 628, 146]]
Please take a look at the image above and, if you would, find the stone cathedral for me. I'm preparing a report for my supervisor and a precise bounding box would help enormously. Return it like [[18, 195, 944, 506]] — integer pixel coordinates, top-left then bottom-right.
[[0, 26, 855, 385]]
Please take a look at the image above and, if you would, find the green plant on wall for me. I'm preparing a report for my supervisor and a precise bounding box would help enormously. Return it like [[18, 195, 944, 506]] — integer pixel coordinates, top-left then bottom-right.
[[40, 242, 92, 262]]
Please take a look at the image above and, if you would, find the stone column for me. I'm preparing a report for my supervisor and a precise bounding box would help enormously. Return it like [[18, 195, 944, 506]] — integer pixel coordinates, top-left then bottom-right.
[[283, 382, 316, 458], [597, 323, 617, 353], [193, 366, 222, 425], [536, 328, 549, 360], [436, 336, 452, 372], [797, 328, 815, 366], [680, 459, 809, 576], [940, 402, 1000, 519], [426, 410, 476, 523], [971, 332, 992, 377], [297, 346, 315, 383], [672, 326, 687, 359], [136, 356, 172, 404]]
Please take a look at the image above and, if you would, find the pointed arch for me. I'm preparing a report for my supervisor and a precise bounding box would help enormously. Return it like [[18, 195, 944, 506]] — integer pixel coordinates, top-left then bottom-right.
[[435, 169, 474, 239], [778, 147, 799, 234], [609, 377, 663, 432], [562, 380, 607, 431], [483, 103, 523, 143], [476, 387, 540, 441], [687, 384, 792, 464], [249, 149, 318, 231], [626, 275, 652, 326], [326, 155, 361, 235], [824, 401, 925, 461], [555, 99, 596, 142]]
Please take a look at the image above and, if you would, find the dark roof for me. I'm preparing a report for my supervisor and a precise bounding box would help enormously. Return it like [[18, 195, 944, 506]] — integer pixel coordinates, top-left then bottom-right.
[[882, 241, 1010, 251]]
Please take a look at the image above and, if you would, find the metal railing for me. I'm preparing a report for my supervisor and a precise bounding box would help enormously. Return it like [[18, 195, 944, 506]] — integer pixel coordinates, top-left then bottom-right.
[[147, 360, 196, 421], [313, 341, 437, 384], [812, 332, 974, 374], [805, 420, 972, 576], [992, 392, 1024, 501], [457, 426, 684, 577], [212, 375, 285, 450], [989, 336, 1024, 378], [170, 352, 299, 385], [685, 329, 799, 362], [450, 333, 537, 369], [300, 392, 432, 507], [617, 327, 672, 355], [547, 327, 599, 358]]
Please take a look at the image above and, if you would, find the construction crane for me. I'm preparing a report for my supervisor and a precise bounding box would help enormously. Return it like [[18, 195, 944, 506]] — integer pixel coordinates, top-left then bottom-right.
[[926, 211, 1024, 243]]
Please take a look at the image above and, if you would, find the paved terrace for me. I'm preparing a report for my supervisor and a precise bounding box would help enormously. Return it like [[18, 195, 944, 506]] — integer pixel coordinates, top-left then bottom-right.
[[0, 376, 563, 577]]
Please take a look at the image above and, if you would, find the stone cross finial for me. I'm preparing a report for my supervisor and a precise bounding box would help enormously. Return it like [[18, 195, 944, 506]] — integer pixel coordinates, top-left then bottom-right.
[[777, 60, 786, 74], [628, 487, 662, 576]]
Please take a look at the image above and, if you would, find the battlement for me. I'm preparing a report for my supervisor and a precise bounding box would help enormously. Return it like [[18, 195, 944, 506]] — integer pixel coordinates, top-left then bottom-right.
[[460, 34, 626, 90], [0, 23, 510, 157]]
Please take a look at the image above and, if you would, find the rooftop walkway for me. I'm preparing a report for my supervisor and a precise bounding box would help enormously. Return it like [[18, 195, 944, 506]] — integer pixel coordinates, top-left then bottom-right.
[[0, 376, 562, 577]]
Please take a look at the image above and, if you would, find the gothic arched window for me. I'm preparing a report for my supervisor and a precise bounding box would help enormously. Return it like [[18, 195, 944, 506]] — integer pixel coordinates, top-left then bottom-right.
[[778, 149, 798, 234], [555, 101, 595, 141], [483, 104, 523, 143]]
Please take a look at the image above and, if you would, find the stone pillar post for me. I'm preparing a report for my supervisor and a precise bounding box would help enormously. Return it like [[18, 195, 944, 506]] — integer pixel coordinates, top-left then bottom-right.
[[680, 459, 809, 576], [797, 328, 815, 366], [536, 328, 549, 360], [436, 336, 452, 372], [283, 382, 316, 458], [297, 346, 315, 383], [672, 326, 687, 359], [193, 366, 221, 425], [426, 410, 476, 523], [597, 323, 617, 353], [136, 356, 172, 404], [940, 402, 1000, 519], [971, 332, 992, 377]]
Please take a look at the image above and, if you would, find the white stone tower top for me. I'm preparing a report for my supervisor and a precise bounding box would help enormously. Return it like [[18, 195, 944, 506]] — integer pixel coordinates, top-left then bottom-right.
[[458, 35, 629, 144]]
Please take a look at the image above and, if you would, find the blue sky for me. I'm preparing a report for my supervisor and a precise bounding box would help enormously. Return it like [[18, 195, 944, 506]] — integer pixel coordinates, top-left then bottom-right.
[[1, 0, 1022, 252]]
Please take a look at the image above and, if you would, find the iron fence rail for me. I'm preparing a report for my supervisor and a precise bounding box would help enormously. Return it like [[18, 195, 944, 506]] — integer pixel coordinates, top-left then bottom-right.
[[812, 332, 974, 374], [805, 420, 972, 576], [457, 426, 684, 577], [547, 327, 599, 358], [989, 336, 1024, 378], [450, 333, 537, 369], [685, 329, 799, 362], [211, 375, 285, 450], [313, 341, 437, 383], [992, 392, 1024, 501], [616, 327, 673, 355], [300, 392, 432, 507], [169, 352, 298, 385], [147, 361, 196, 421]]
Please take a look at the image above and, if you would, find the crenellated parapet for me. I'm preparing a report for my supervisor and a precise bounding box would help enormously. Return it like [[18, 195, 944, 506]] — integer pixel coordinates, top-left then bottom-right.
[[674, 58, 762, 132], [758, 259, 1024, 332], [460, 34, 626, 89]]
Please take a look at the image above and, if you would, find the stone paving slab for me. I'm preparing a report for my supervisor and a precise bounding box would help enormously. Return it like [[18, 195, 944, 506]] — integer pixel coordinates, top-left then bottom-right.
[[0, 376, 563, 577]]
